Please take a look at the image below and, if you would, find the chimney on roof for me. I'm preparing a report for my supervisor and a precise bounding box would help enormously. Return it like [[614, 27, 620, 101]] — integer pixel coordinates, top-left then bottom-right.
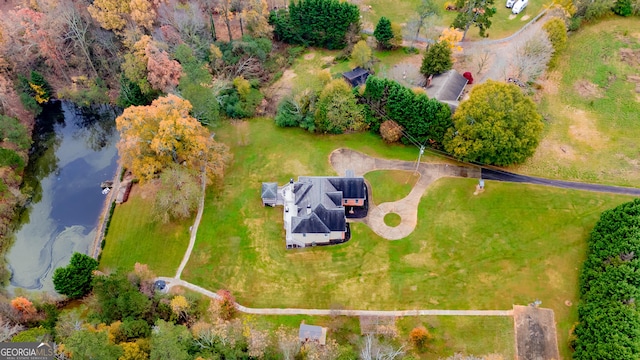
[[307, 204, 311, 215]]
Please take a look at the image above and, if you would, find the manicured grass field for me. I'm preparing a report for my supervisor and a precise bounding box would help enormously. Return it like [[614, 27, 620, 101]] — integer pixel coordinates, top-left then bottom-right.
[[365, 170, 419, 204], [514, 18, 640, 187], [361, 0, 545, 41], [398, 316, 515, 359], [180, 119, 635, 358], [99, 192, 191, 275]]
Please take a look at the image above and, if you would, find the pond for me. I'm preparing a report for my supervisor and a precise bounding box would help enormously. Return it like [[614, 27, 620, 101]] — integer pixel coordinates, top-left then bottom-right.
[[6, 101, 119, 293]]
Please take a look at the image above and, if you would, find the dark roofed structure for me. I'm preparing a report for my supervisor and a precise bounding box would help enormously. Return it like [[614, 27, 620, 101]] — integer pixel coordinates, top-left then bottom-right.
[[342, 67, 370, 87], [425, 70, 469, 112], [327, 177, 366, 199]]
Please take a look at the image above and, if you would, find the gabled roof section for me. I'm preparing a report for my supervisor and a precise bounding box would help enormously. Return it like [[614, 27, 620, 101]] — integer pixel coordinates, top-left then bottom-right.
[[342, 67, 370, 87], [327, 177, 366, 199], [324, 191, 343, 207], [426, 70, 469, 102], [261, 182, 278, 199], [313, 204, 345, 231], [291, 213, 331, 234]]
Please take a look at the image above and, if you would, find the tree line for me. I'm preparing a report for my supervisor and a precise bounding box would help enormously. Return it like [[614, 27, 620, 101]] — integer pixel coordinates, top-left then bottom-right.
[[573, 199, 640, 359]]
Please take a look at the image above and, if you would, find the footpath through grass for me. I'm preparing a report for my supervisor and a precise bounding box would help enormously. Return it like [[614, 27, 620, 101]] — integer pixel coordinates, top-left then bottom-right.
[[514, 18, 640, 187], [99, 191, 191, 276]]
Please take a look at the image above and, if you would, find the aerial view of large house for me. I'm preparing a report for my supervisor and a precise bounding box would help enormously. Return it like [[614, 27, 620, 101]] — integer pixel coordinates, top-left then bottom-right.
[[262, 173, 367, 248]]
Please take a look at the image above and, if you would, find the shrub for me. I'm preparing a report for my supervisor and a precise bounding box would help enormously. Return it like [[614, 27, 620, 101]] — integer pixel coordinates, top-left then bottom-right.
[[409, 326, 432, 349], [613, 0, 633, 16], [0, 115, 31, 150], [379, 120, 404, 143], [0, 148, 25, 171], [216, 290, 237, 320], [543, 18, 568, 67]]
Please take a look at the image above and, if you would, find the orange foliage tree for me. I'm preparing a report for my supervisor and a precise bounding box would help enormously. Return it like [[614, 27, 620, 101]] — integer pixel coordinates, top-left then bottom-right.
[[10, 297, 36, 316], [145, 42, 183, 93], [115, 94, 229, 182]]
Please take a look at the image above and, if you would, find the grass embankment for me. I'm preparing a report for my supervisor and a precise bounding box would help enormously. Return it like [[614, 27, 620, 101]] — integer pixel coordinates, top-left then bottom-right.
[[365, 170, 420, 204], [515, 18, 640, 187], [361, 0, 544, 41], [99, 194, 191, 276]]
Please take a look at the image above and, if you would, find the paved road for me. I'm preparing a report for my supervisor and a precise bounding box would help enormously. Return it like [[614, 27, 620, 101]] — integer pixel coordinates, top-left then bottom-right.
[[481, 168, 640, 196], [158, 277, 513, 316]]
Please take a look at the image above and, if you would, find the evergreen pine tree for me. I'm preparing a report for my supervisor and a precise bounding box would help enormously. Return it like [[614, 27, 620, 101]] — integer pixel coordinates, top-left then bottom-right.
[[373, 17, 394, 49]]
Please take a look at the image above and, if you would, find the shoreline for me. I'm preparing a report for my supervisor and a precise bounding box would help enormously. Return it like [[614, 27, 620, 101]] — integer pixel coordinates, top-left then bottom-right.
[[91, 163, 122, 259]]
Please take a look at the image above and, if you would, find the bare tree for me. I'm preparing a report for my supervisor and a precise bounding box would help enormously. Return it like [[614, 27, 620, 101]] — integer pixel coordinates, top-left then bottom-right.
[[509, 30, 554, 82], [276, 326, 301, 360], [474, 49, 491, 75], [359, 335, 405, 360], [57, 1, 98, 77], [408, 0, 440, 49], [0, 316, 23, 342]]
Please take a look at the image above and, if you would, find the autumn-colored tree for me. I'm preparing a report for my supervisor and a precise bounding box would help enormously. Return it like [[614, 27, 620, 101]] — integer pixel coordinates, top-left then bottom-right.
[[247, 327, 270, 358], [88, 0, 131, 31], [119, 341, 149, 360], [216, 290, 237, 321], [276, 326, 301, 360], [242, 0, 273, 38], [170, 295, 190, 322], [351, 40, 372, 69], [88, 0, 156, 31], [145, 42, 183, 93], [439, 27, 464, 52], [122, 36, 153, 94], [217, 0, 235, 42], [379, 120, 404, 143], [115, 94, 230, 182], [409, 326, 432, 349], [10, 297, 36, 316], [4, 8, 68, 77], [153, 165, 201, 223]]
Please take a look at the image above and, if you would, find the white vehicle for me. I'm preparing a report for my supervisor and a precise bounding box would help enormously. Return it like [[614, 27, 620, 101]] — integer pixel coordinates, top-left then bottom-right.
[[506, 0, 517, 8], [512, 0, 528, 13]]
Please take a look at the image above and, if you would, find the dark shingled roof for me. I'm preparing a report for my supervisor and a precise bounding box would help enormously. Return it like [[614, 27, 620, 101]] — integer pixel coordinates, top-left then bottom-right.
[[327, 177, 366, 199], [425, 70, 469, 102], [342, 67, 370, 87], [261, 182, 278, 199], [313, 204, 345, 231], [291, 213, 331, 234]]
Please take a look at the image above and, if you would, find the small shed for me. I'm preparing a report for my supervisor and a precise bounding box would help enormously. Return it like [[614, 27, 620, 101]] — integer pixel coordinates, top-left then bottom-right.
[[299, 323, 327, 345], [115, 179, 133, 204], [425, 70, 469, 112], [261, 182, 278, 206], [342, 67, 370, 87]]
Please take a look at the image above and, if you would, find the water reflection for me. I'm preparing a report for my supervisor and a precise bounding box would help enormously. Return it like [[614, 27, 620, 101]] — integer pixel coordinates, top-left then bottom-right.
[[7, 101, 119, 293]]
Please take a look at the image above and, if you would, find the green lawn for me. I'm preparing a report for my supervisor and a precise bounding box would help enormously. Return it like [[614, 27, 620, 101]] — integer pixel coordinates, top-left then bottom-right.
[[99, 193, 191, 276], [362, 0, 545, 41], [180, 119, 635, 358], [365, 170, 420, 204], [398, 316, 515, 359], [513, 18, 640, 187]]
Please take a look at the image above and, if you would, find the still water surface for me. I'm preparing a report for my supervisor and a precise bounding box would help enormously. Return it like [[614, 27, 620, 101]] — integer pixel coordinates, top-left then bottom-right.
[[7, 101, 118, 293]]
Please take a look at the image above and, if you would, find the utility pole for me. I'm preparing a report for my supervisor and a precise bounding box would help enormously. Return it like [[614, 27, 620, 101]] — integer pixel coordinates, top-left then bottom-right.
[[415, 145, 425, 173]]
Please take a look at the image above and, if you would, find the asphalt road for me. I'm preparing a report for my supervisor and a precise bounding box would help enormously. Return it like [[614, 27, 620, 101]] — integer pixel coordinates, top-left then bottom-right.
[[481, 168, 640, 196]]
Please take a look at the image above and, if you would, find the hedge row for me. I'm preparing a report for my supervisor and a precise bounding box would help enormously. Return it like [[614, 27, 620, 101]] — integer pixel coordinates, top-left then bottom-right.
[[574, 199, 640, 359]]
